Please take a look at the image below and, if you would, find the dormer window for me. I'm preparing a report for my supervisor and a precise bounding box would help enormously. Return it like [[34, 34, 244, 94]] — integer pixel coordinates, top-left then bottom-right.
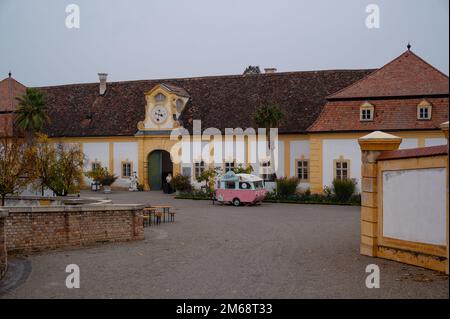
[[155, 93, 166, 103], [360, 102, 374, 121], [417, 100, 432, 120]]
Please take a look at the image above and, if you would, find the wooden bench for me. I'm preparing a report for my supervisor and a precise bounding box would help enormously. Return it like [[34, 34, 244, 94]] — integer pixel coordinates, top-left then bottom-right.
[[143, 207, 156, 226]]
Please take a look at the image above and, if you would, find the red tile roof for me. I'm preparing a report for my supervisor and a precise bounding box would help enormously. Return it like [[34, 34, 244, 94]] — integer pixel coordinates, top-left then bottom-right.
[[0, 76, 26, 113], [328, 50, 449, 100], [0, 76, 26, 137], [308, 97, 449, 132], [308, 50, 449, 133], [378, 145, 448, 161]]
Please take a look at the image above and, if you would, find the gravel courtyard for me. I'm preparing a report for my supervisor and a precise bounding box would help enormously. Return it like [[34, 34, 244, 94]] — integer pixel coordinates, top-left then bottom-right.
[[1, 191, 448, 299]]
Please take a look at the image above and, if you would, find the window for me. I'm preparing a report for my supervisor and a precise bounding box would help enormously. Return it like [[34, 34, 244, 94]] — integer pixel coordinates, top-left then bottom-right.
[[91, 161, 101, 171], [417, 100, 432, 120], [419, 107, 429, 119], [254, 181, 264, 189], [334, 159, 350, 180], [360, 102, 374, 121], [225, 181, 236, 189], [182, 167, 191, 178], [121, 161, 132, 178], [260, 160, 274, 181], [176, 99, 184, 112], [296, 159, 309, 182], [239, 182, 251, 190], [224, 162, 235, 173], [194, 161, 206, 178], [155, 93, 166, 102]]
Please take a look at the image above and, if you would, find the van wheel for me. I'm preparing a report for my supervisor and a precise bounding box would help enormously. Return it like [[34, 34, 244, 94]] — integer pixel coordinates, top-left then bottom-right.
[[232, 198, 241, 207]]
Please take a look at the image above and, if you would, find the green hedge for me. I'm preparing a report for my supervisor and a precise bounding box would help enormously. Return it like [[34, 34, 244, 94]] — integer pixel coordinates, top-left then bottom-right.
[[175, 190, 361, 206]]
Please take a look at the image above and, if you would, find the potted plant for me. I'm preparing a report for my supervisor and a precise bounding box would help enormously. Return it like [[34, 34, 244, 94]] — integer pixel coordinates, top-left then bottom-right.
[[85, 165, 117, 193], [85, 166, 106, 192], [170, 174, 192, 195], [98, 171, 118, 194]]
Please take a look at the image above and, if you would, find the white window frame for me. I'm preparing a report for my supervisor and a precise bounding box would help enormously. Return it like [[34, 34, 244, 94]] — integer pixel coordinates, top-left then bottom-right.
[[121, 161, 133, 178], [417, 100, 432, 120], [260, 160, 273, 181], [334, 159, 350, 180], [91, 161, 101, 171], [296, 159, 309, 182], [194, 161, 206, 179], [224, 161, 235, 173], [360, 102, 374, 121]]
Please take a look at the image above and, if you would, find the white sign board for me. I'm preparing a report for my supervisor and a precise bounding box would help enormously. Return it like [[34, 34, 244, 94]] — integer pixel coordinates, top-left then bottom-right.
[[382, 168, 446, 245]]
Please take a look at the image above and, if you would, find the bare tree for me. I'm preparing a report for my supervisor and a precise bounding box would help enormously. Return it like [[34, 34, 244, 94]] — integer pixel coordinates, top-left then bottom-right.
[[35, 135, 85, 196], [0, 137, 36, 206]]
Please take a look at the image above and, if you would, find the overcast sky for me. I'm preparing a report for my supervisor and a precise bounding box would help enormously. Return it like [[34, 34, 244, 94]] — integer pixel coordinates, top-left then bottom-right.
[[0, 0, 448, 87]]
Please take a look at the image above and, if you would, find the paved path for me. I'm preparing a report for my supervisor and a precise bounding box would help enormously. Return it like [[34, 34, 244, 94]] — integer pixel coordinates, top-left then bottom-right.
[[1, 191, 448, 298]]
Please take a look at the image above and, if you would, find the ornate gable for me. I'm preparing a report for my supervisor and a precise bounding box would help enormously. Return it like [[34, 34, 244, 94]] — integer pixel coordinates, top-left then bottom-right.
[[137, 83, 189, 132]]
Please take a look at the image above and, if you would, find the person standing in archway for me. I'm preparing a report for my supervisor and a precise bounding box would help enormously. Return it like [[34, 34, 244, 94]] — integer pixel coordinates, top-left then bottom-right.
[[166, 173, 173, 194]]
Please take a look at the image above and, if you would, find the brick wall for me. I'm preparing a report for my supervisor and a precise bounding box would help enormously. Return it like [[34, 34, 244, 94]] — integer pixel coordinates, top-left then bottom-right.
[[5, 205, 144, 254], [0, 209, 7, 279]]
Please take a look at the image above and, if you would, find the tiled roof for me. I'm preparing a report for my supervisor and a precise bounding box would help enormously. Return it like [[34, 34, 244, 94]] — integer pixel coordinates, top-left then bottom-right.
[[308, 50, 449, 133], [328, 50, 449, 100], [30, 69, 372, 137], [378, 145, 448, 161], [0, 76, 26, 112], [0, 76, 26, 137], [308, 97, 449, 132], [160, 83, 190, 97]]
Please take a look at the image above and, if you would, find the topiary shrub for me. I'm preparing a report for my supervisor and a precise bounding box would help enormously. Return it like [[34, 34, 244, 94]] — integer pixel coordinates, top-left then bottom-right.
[[170, 174, 192, 193], [332, 178, 357, 202], [275, 177, 300, 198]]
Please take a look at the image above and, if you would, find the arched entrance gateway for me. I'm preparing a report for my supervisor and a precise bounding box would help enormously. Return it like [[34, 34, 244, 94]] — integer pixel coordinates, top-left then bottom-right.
[[147, 150, 173, 190]]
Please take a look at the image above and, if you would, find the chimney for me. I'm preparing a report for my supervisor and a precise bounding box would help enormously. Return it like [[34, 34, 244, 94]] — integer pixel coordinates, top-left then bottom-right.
[[98, 73, 108, 95], [264, 68, 277, 74]]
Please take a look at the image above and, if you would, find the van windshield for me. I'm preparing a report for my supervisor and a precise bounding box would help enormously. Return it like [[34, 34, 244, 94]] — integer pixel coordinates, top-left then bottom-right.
[[254, 181, 264, 189]]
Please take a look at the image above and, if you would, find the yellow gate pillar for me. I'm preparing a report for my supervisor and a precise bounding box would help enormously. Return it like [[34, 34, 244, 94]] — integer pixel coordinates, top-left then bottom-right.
[[441, 121, 449, 274], [358, 131, 402, 257]]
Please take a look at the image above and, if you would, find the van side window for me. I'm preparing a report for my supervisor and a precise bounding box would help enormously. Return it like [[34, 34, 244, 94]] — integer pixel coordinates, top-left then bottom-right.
[[239, 182, 251, 189], [225, 182, 236, 189]]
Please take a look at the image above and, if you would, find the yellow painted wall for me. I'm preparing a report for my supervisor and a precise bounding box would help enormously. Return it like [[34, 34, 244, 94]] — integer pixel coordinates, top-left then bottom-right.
[[308, 130, 445, 193], [50, 129, 445, 193]]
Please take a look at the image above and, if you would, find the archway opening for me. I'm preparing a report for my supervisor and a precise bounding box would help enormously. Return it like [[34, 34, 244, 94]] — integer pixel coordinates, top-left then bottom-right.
[[147, 150, 173, 191]]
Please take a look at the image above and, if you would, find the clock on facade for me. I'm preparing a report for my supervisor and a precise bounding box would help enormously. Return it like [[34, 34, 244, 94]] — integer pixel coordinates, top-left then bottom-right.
[[151, 105, 168, 124]]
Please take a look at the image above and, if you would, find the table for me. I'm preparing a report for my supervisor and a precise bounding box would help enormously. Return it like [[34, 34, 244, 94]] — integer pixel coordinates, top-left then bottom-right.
[[151, 205, 172, 223]]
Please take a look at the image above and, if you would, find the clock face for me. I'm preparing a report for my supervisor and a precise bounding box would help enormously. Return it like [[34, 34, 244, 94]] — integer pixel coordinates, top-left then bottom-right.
[[151, 105, 168, 124]]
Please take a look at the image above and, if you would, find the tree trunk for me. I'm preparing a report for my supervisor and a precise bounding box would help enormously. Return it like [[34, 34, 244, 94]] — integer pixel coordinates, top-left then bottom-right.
[[24, 131, 35, 146], [1, 195, 5, 207], [267, 127, 276, 179]]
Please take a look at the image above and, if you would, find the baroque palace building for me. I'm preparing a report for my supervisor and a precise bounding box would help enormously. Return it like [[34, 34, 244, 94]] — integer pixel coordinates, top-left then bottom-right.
[[0, 49, 448, 192]]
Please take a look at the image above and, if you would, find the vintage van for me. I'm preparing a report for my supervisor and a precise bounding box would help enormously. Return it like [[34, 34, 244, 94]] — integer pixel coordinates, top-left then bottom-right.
[[215, 171, 267, 206]]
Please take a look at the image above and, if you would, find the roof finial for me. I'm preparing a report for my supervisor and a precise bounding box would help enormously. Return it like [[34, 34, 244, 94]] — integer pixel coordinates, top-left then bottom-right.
[[407, 42, 411, 50], [8, 71, 11, 78]]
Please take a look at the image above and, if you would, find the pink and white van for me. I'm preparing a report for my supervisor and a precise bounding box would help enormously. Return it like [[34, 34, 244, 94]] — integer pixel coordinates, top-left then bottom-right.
[[215, 172, 267, 206]]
